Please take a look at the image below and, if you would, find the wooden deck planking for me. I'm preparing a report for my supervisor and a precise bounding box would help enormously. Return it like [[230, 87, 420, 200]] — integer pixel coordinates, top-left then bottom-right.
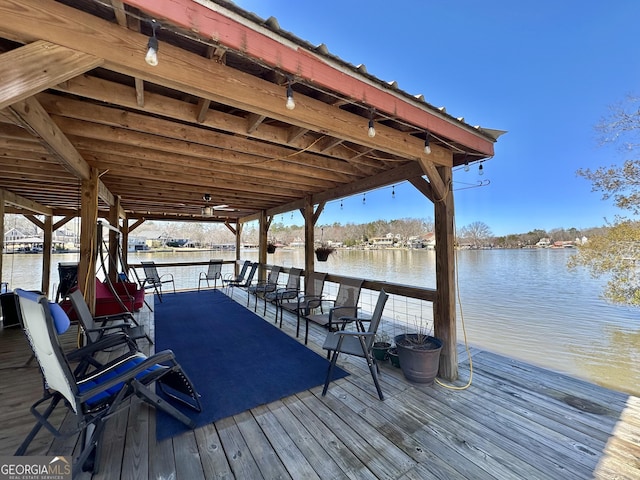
[[0, 289, 638, 479]]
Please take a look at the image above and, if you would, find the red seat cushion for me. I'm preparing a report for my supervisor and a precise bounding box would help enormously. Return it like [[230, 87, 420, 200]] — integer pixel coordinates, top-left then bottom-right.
[[60, 278, 145, 320]]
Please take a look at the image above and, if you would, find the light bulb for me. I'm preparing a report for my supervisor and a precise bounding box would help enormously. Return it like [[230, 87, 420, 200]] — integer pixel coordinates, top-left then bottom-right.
[[464, 162, 470, 172], [145, 36, 158, 66], [479, 164, 484, 176], [285, 84, 295, 110], [424, 132, 431, 154], [368, 119, 376, 138]]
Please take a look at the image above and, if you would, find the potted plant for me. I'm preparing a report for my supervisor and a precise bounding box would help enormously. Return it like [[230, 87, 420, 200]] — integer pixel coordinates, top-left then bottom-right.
[[371, 331, 391, 361], [388, 347, 401, 368], [394, 320, 442, 384], [315, 244, 335, 262], [266, 242, 277, 254]]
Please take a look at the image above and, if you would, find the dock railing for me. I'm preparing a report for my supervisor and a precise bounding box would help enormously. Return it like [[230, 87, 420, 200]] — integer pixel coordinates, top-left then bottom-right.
[[127, 260, 437, 337]]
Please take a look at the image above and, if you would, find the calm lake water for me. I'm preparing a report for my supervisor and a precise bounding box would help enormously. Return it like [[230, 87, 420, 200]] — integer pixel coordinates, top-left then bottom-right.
[[3, 248, 638, 396]]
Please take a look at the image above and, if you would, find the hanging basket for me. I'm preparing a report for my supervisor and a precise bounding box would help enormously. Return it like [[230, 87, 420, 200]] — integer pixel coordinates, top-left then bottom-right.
[[266, 244, 277, 254], [315, 246, 334, 261], [315, 251, 330, 261]]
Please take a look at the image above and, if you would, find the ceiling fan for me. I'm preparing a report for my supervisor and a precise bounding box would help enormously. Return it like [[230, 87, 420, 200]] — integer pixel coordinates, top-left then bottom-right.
[[201, 194, 235, 217]]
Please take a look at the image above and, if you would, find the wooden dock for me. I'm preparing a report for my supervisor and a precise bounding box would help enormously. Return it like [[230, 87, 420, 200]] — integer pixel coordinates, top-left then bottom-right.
[[1, 291, 638, 479]]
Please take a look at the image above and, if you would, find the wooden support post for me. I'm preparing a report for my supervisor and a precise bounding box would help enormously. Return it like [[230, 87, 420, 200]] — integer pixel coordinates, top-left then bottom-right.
[[303, 196, 314, 276], [108, 197, 120, 283], [121, 215, 129, 272], [41, 215, 52, 295], [235, 221, 242, 275], [0, 190, 4, 288], [79, 168, 98, 314], [258, 211, 268, 282], [433, 165, 457, 380]]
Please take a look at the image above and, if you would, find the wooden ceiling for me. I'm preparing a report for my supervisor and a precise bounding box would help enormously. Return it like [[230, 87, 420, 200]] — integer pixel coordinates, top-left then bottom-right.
[[0, 0, 499, 223]]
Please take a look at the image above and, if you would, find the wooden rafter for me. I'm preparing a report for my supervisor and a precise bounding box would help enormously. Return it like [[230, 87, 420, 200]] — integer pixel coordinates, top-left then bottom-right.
[[0, 41, 102, 110], [0, 0, 455, 166]]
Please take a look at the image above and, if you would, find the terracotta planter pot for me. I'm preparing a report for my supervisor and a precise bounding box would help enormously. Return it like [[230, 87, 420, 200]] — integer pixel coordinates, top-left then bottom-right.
[[395, 334, 442, 384]]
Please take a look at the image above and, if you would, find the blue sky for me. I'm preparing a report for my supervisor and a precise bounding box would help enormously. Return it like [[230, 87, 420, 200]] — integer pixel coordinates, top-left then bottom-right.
[[233, 0, 639, 236]]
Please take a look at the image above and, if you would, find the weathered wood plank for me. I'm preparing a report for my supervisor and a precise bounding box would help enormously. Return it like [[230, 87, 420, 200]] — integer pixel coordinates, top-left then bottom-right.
[[215, 416, 263, 479], [233, 410, 292, 480], [328, 382, 463, 479], [148, 414, 177, 480], [283, 393, 377, 480], [194, 423, 234, 479], [173, 432, 205, 480], [250, 405, 321, 480], [267, 400, 346, 480], [121, 400, 149, 480]]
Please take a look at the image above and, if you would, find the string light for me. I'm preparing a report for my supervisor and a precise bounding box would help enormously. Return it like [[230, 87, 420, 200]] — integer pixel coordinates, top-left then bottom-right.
[[424, 131, 431, 154], [479, 163, 484, 176], [340, 200, 343, 210], [285, 79, 295, 110], [362, 193, 366, 205], [367, 109, 376, 138], [392, 185, 395, 199], [145, 20, 159, 66]]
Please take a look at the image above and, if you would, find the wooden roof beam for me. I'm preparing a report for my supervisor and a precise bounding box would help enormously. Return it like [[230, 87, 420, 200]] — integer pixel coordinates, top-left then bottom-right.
[[52, 76, 382, 171], [257, 161, 426, 221], [195, 45, 225, 123], [417, 157, 448, 201], [0, 41, 103, 110], [287, 126, 308, 143], [8, 96, 91, 179], [125, 0, 496, 156], [246, 113, 266, 134], [1, 188, 52, 215], [7, 96, 118, 209], [0, 1, 455, 165], [37, 94, 365, 180], [318, 137, 345, 153]]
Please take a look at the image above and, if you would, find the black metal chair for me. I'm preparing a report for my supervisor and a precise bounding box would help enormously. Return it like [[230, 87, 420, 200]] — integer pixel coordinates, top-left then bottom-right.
[[55, 261, 79, 302], [140, 261, 175, 302], [68, 288, 151, 347], [13, 288, 201, 476], [322, 289, 389, 400], [278, 271, 327, 336], [305, 277, 364, 345], [247, 266, 281, 311], [264, 267, 302, 316], [222, 260, 251, 294], [228, 262, 258, 300], [198, 259, 223, 291]]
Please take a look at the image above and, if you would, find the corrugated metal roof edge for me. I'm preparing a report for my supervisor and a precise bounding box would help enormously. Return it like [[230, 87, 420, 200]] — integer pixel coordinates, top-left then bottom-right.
[[200, 0, 503, 144]]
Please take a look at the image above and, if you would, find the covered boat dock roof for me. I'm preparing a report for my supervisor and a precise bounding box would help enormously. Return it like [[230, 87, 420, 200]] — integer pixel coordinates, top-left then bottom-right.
[[0, 0, 504, 380]]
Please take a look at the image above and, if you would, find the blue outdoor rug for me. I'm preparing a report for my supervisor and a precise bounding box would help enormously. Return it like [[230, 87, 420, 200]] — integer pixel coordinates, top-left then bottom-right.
[[154, 289, 348, 441]]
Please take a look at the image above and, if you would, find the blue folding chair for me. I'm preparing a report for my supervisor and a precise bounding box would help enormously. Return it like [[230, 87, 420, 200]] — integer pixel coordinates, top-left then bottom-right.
[[13, 289, 201, 476]]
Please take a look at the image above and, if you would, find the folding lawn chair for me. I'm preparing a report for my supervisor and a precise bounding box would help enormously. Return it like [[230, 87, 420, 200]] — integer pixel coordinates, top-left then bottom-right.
[[13, 289, 201, 477]]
